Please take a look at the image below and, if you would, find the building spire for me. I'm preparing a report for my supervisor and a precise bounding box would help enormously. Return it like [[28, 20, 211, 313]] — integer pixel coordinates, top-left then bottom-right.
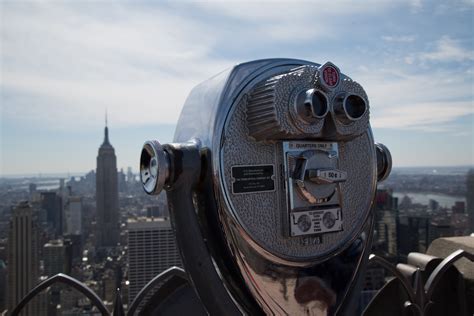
[[103, 109, 110, 145]]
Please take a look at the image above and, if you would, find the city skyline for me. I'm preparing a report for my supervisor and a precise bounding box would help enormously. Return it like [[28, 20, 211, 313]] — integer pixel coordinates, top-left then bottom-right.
[[1, 1, 473, 175]]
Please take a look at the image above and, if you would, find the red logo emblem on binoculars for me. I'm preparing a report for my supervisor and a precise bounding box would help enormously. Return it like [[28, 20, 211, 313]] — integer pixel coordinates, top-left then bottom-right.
[[322, 66, 339, 87]]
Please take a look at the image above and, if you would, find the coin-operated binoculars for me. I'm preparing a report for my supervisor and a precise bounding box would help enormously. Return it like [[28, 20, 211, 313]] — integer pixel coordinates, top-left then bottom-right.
[[140, 59, 391, 315]]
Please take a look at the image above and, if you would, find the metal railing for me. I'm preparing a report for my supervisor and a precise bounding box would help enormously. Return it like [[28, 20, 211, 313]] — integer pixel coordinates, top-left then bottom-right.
[[11, 266, 187, 316], [11, 249, 474, 315], [364, 249, 474, 316]]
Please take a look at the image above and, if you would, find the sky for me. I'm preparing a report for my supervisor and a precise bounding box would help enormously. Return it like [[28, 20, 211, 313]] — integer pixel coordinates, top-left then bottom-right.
[[0, 0, 473, 176]]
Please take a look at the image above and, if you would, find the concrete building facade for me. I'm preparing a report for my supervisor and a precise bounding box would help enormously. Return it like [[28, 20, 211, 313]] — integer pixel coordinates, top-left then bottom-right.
[[127, 218, 182, 306], [43, 239, 66, 277], [64, 196, 82, 236], [7, 202, 40, 315]]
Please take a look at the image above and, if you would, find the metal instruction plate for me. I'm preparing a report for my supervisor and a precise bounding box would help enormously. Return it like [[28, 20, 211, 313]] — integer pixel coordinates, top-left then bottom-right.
[[284, 141, 338, 152], [290, 208, 343, 236], [231, 164, 275, 194]]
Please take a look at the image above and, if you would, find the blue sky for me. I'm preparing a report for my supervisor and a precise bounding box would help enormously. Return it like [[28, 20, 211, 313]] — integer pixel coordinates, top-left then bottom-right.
[[1, 0, 473, 175]]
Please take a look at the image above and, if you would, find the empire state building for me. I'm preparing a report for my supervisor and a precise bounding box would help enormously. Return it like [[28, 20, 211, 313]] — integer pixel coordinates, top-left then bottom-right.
[[96, 120, 120, 247]]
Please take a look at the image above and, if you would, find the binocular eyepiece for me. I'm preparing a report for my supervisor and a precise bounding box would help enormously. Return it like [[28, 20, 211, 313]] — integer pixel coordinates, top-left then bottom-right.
[[140, 59, 391, 315], [333, 93, 368, 123], [295, 89, 368, 125], [295, 88, 329, 122]]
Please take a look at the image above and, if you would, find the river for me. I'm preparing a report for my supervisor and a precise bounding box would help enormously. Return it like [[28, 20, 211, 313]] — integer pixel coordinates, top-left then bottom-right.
[[392, 192, 466, 208]]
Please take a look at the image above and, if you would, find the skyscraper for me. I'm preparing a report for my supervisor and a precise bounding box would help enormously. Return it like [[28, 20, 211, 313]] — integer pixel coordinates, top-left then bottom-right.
[[96, 119, 120, 248], [397, 215, 430, 260], [7, 201, 40, 315], [127, 218, 182, 307], [467, 169, 474, 233], [40, 191, 62, 237], [374, 189, 398, 258], [64, 196, 83, 235], [43, 239, 66, 277]]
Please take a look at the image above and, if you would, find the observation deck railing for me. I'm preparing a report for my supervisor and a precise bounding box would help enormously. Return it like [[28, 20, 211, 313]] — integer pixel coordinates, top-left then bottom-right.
[[11, 249, 474, 315]]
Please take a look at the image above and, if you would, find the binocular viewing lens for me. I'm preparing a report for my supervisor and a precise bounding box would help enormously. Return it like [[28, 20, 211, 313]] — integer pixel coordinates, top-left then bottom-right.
[[333, 93, 367, 124], [306, 89, 328, 118], [344, 94, 366, 120], [296, 89, 329, 124]]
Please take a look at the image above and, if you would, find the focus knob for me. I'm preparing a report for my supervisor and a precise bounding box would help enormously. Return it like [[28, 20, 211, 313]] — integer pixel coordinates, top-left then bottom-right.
[[375, 143, 392, 182], [140, 140, 170, 195]]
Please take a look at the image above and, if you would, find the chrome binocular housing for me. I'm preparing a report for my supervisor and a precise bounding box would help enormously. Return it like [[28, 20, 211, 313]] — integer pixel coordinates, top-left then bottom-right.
[[140, 59, 391, 315]]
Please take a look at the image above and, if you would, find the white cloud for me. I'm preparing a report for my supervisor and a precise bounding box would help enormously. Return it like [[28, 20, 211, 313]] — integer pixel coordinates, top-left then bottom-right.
[[365, 75, 474, 132], [2, 72, 200, 128], [1, 1, 472, 135], [382, 35, 416, 43], [420, 36, 473, 62], [372, 101, 472, 129], [357, 68, 473, 131], [410, 0, 423, 12], [172, 1, 416, 42], [190, 0, 403, 19], [1, 1, 473, 172], [1, 2, 234, 129], [1, 1, 414, 131]]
